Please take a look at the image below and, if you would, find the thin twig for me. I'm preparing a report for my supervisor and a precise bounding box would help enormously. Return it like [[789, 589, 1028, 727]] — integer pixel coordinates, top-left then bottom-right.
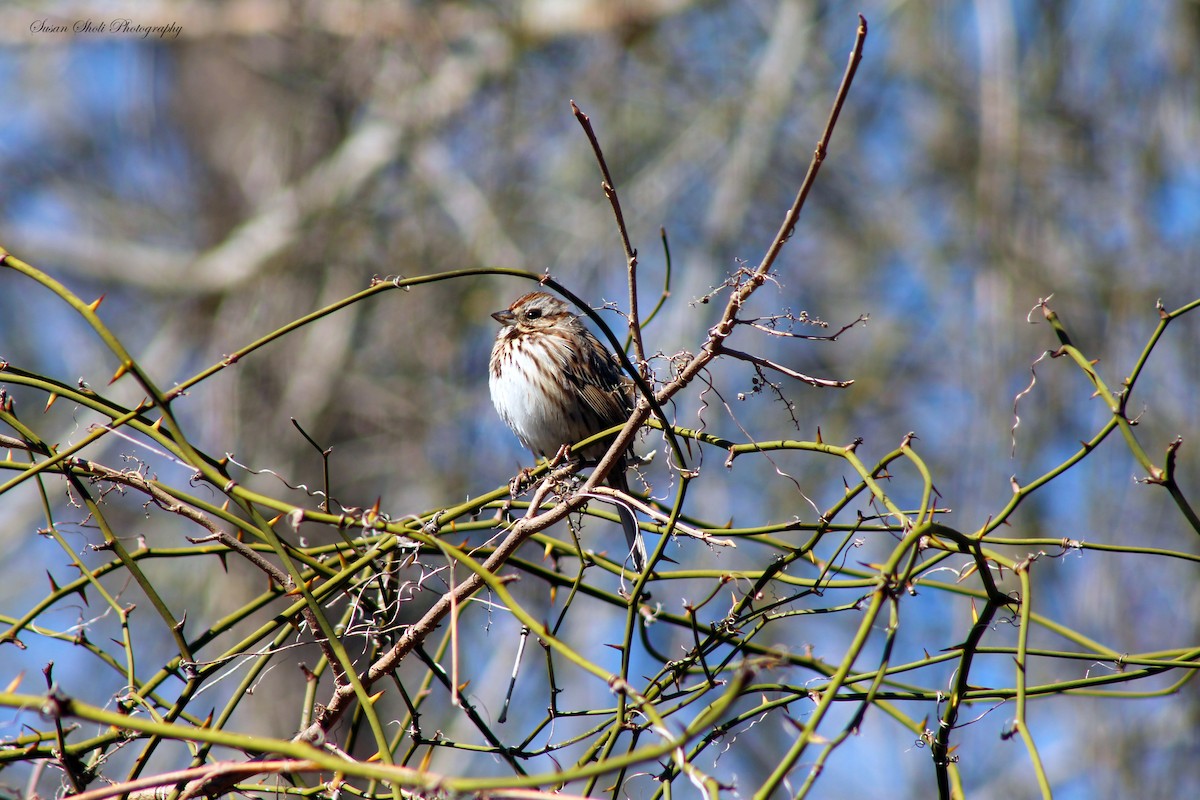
[[735, 313, 869, 340], [571, 100, 649, 375], [719, 346, 854, 388]]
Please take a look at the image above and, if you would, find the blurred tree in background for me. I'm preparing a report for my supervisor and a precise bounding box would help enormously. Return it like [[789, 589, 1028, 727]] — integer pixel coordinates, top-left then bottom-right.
[[2, 2, 1199, 799]]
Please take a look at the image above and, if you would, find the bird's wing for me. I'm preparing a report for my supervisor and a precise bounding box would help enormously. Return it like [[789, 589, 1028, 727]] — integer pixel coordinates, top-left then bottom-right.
[[568, 330, 633, 429]]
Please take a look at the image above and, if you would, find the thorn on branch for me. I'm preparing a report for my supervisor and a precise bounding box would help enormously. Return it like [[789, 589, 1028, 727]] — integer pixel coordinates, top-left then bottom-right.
[[1026, 294, 1055, 323]]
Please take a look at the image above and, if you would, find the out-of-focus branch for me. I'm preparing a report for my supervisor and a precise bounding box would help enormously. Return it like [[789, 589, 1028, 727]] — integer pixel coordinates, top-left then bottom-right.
[[703, 0, 816, 245], [9, 13, 514, 292]]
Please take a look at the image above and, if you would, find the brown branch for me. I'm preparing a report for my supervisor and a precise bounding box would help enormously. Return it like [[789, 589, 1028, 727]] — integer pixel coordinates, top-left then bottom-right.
[[83, 760, 316, 800], [72, 756, 596, 800], [586, 13, 869, 486], [680, 15, 863, 378]]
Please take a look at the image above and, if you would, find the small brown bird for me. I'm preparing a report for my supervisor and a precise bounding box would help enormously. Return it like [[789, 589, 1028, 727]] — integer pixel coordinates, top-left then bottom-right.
[[488, 291, 646, 571]]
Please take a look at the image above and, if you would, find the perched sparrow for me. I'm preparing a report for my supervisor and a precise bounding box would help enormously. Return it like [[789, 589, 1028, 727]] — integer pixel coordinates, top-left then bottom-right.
[[489, 291, 646, 571]]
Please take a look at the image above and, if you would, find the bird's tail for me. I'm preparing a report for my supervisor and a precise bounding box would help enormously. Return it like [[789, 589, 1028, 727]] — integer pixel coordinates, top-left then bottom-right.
[[607, 467, 647, 573]]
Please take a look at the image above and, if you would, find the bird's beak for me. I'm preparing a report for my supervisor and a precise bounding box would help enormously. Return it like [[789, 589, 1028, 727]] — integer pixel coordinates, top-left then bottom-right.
[[492, 309, 516, 324]]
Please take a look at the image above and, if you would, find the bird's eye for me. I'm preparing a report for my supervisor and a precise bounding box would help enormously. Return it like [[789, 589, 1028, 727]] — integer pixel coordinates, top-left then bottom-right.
[[525, 308, 541, 320]]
